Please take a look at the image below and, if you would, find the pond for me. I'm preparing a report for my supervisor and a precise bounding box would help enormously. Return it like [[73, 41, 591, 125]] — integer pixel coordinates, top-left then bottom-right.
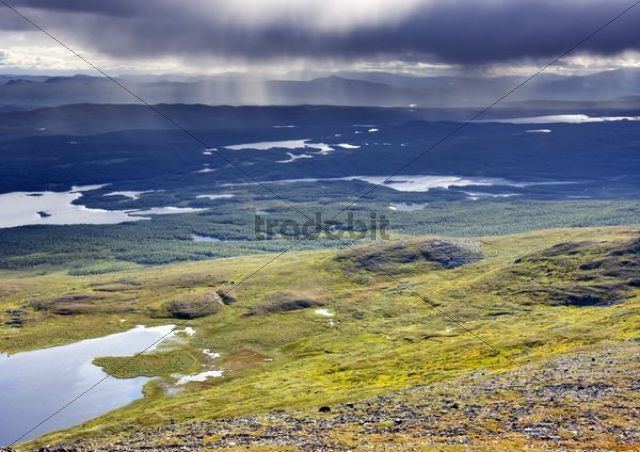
[[0, 325, 176, 446]]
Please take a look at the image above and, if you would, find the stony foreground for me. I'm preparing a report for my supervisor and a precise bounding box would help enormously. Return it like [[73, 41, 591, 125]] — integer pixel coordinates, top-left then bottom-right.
[[35, 342, 640, 451]]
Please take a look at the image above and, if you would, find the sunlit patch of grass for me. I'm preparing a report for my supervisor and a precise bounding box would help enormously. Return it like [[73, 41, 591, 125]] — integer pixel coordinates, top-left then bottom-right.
[[94, 348, 204, 379]]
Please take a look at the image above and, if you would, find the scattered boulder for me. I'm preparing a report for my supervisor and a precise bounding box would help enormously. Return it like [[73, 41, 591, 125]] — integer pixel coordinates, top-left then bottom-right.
[[216, 290, 238, 305], [245, 291, 326, 316], [92, 284, 141, 292], [5, 317, 25, 327], [30, 293, 103, 315], [5, 308, 25, 327], [512, 287, 617, 307], [164, 291, 223, 319]]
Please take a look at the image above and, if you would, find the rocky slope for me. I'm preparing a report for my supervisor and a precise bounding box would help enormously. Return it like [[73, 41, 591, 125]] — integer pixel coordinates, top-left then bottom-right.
[[36, 342, 640, 451]]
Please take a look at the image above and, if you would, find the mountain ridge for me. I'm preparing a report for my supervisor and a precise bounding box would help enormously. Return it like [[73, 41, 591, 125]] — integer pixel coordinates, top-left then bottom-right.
[[2, 69, 640, 108]]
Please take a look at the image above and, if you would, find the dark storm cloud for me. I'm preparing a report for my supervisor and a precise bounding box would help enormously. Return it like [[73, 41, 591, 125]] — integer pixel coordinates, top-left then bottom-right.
[[5, 0, 137, 16], [2, 0, 640, 64]]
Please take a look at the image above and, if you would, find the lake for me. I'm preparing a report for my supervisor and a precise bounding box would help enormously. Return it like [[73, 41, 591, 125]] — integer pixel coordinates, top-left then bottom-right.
[[477, 114, 640, 124], [0, 186, 142, 229], [0, 325, 175, 446], [225, 139, 334, 154], [0, 186, 208, 229]]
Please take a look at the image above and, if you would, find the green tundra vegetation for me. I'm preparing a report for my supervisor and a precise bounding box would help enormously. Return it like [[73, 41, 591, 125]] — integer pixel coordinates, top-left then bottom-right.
[[1, 225, 638, 449]]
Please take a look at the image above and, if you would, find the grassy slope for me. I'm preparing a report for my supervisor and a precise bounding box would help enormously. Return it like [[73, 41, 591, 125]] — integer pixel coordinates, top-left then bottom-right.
[[1, 226, 638, 449]]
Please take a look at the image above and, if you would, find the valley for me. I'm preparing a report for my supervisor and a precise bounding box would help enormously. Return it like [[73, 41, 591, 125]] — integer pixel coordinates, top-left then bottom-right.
[[0, 103, 639, 450], [1, 104, 639, 272], [3, 2, 640, 450]]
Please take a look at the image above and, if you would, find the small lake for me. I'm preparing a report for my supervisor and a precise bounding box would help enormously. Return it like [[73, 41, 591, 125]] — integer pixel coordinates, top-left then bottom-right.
[[192, 234, 221, 242], [389, 202, 426, 211], [277, 152, 314, 163], [230, 175, 515, 192], [477, 114, 640, 124], [103, 190, 154, 200], [0, 186, 143, 229], [191, 234, 248, 244], [0, 186, 208, 229], [127, 207, 205, 216], [196, 194, 235, 200], [228, 174, 578, 196], [226, 139, 334, 154], [0, 325, 175, 446]]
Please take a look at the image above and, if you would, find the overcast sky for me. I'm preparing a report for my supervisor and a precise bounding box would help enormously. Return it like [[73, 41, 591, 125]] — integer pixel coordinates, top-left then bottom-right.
[[1, 0, 640, 76]]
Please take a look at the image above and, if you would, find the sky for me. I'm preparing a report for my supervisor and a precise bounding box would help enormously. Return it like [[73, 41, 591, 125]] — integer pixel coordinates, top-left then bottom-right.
[[1, 0, 640, 77]]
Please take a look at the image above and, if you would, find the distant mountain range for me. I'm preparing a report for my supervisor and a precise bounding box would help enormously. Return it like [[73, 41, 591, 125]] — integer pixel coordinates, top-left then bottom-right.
[[1, 69, 640, 109]]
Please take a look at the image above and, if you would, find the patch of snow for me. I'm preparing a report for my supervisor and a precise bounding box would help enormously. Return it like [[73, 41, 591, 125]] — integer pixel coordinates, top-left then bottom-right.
[[174, 370, 223, 385], [202, 349, 220, 359], [315, 308, 334, 317], [176, 327, 196, 337]]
